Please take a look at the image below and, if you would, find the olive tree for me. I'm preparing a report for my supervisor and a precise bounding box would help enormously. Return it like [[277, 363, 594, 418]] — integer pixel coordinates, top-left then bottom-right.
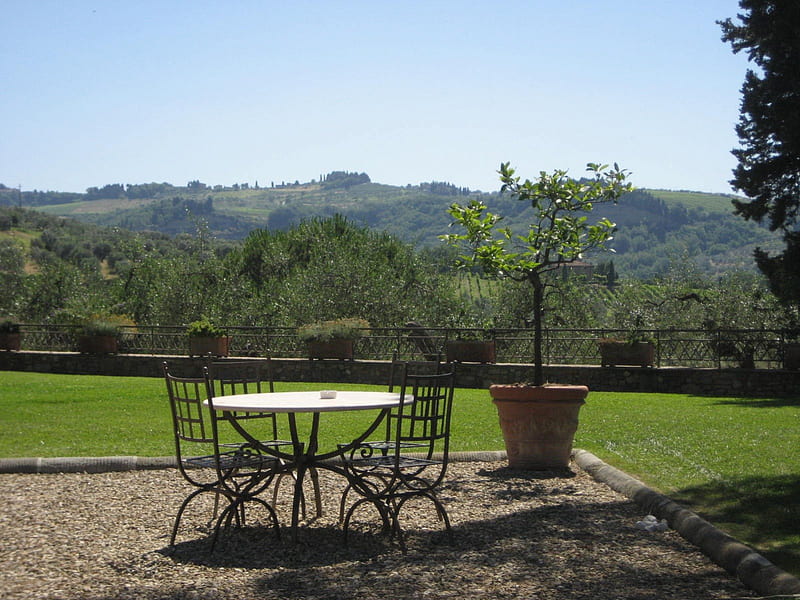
[[231, 215, 464, 327]]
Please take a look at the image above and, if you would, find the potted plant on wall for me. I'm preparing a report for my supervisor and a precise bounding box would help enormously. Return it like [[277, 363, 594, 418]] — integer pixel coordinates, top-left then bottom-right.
[[444, 161, 633, 468], [445, 328, 497, 363], [599, 298, 657, 367], [77, 318, 122, 354], [0, 319, 21, 351], [298, 317, 369, 360], [187, 316, 230, 357], [598, 335, 656, 367]]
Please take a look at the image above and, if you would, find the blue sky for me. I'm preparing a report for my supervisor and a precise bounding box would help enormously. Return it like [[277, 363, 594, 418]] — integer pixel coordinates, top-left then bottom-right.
[[1, 1, 751, 194]]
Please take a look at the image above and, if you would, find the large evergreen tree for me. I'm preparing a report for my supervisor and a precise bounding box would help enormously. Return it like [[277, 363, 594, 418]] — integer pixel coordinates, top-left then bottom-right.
[[720, 1, 800, 310]]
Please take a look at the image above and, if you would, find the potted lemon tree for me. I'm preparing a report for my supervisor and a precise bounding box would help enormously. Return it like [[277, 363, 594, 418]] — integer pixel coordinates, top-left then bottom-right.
[[444, 161, 632, 468]]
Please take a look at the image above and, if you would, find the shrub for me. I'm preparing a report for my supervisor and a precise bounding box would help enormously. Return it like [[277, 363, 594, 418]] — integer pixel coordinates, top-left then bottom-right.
[[78, 313, 135, 337], [81, 319, 121, 337], [297, 318, 370, 342], [186, 316, 227, 337]]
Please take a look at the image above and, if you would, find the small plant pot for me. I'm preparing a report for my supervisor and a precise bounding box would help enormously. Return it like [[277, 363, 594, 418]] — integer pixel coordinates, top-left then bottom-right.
[[77, 335, 118, 355], [0, 333, 21, 351], [490, 383, 587, 469], [446, 340, 496, 363], [189, 336, 230, 357], [306, 339, 355, 360]]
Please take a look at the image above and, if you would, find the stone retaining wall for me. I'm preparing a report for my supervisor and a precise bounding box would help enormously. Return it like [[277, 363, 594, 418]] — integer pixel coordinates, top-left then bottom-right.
[[1, 351, 799, 397]]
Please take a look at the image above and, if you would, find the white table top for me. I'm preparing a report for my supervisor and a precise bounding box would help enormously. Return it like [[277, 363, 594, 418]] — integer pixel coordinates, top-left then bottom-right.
[[206, 390, 408, 413]]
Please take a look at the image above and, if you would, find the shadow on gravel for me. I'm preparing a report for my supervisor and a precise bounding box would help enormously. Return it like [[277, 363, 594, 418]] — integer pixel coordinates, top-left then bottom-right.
[[159, 487, 750, 599]]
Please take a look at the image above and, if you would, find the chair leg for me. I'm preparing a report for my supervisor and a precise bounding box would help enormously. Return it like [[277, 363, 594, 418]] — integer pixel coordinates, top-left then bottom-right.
[[209, 499, 238, 553], [210, 492, 221, 526], [339, 472, 387, 524], [255, 496, 282, 538], [395, 492, 453, 544], [170, 488, 210, 546], [342, 497, 392, 545], [338, 483, 353, 524], [208, 495, 281, 554]]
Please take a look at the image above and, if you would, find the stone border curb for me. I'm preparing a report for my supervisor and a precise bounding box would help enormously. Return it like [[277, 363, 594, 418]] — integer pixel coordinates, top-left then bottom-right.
[[0, 452, 504, 474], [573, 448, 800, 598], [0, 455, 176, 473]]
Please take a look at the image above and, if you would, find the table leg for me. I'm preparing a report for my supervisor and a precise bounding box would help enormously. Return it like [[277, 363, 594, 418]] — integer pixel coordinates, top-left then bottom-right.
[[287, 412, 321, 542]]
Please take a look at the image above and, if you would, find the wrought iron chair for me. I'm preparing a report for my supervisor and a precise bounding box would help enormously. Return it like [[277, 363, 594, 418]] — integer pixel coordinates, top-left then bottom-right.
[[205, 358, 323, 519], [339, 369, 456, 550], [163, 363, 281, 551], [336, 357, 446, 521]]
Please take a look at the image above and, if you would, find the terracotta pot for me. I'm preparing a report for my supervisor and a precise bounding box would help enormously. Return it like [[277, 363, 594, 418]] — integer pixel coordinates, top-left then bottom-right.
[[189, 336, 230, 357], [77, 335, 118, 355], [306, 339, 355, 360], [599, 341, 655, 367], [489, 383, 588, 469], [0, 333, 21, 351], [445, 340, 496, 363]]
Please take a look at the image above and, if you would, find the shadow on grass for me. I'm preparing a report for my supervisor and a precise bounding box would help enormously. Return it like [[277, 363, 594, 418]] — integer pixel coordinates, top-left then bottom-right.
[[710, 396, 800, 408], [673, 473, 800, 576]]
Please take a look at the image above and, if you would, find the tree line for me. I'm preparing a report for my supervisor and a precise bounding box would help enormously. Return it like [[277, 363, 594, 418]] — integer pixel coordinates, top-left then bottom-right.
[[2, 174, 780, 283], [1, 206, 795, 337]]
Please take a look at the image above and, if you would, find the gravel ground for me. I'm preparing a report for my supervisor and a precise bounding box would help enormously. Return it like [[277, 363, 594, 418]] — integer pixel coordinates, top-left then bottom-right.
[[0, 460, 757, 600]]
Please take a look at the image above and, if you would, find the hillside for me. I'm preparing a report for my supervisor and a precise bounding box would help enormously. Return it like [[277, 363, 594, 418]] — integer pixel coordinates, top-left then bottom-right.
[[0, 175, 780, 279]]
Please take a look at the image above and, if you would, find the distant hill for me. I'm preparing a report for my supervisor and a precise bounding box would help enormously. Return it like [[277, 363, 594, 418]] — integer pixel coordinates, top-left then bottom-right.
[[0, 176, 780, 279]]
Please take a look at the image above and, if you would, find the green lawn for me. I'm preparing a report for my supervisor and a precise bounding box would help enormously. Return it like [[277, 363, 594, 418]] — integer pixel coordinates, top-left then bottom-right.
[[1, 371, 798, 576]]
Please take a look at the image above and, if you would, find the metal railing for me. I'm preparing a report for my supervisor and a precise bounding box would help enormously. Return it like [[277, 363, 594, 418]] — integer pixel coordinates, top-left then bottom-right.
[[8, 324, 798, 369]]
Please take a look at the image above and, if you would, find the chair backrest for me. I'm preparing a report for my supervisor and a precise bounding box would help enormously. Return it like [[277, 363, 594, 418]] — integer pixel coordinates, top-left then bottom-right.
[[205, 358, 280, 444], [163, 362, 218, 484], [387, 352, 443, 392], [205, 359, 274, 395], [164, 362, 213, 445], [382, 357, 448, 444], [395, 369, 455, 458]]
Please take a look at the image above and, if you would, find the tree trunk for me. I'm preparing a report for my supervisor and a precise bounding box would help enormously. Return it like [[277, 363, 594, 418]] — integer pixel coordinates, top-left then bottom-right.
[[531, 273, 544, 386]]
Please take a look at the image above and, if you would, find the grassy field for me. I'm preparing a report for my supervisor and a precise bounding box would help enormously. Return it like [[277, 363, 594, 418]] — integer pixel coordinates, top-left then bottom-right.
[[0, 373, 506, 458], [35, 197, 161, 215], [1, 371, 798, 576], [647, 189, 739, 213]]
